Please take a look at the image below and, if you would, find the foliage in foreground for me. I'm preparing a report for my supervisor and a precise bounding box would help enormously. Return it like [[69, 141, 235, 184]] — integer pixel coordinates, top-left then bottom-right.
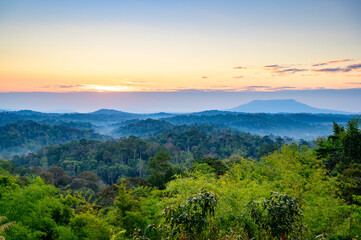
[[0, 118, 361, 239], [2, 144, 358, 239]]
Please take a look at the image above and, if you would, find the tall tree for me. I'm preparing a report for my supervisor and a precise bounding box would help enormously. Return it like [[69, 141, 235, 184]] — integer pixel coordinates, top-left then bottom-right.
[[147, 151, 179, 189]]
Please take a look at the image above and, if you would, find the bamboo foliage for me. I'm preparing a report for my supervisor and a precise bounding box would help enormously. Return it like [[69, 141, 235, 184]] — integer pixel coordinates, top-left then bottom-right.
[[0, 216, 15, 240]]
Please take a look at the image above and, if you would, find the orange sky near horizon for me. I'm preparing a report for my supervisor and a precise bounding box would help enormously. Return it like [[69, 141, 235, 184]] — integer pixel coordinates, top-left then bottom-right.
[[1, 56, 360, 92]]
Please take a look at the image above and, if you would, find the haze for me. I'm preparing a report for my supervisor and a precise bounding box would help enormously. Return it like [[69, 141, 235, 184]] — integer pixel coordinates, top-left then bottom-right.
[[1, 89, 361, 113]]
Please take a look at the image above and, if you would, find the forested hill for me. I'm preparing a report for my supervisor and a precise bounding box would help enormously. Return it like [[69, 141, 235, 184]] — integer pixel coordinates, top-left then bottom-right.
[[162, 113, 355, 138], [12, 126, 300, 185], [0, 121, 106, 155], [0, 109, 174, 126]]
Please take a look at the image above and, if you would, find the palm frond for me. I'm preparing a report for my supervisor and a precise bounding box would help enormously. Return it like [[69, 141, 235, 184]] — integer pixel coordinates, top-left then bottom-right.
[[0, 222, 15, 232]]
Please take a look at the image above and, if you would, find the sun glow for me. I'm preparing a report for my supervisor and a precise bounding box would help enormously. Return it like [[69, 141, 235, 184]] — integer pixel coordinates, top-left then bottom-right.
[[77, 84, 136, 92]]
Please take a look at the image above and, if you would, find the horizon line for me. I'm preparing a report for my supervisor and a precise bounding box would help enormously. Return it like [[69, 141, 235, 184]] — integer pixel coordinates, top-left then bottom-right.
[[2, 87, 361, 94]]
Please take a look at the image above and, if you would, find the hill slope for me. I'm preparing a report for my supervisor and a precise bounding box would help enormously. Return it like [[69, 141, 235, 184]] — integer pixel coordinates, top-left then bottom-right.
[[0, 120, 105, 156]]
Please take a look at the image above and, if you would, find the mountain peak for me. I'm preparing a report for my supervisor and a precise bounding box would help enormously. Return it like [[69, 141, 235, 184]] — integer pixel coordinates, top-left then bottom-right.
[[228, 99, 348, 114]]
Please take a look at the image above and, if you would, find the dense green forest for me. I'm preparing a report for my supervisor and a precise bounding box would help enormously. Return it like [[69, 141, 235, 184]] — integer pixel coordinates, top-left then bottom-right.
[[0, 121, 105, 156], [0, 118, 360, 239], [12, 126, 296, 185]]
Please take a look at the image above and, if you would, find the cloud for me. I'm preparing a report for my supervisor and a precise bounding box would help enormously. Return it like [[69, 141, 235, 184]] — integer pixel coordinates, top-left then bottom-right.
[[260, 59, 360, 76], [327, 59, 353, 64], [261, 63, 308, 75], [312, 63, 361, 73], [264, 65, 282, 68], [277, 68, 307, 73], [268, 86, 297, 90], [57, 85, 79, 88], [314, 67, 351, 73], [312, 63, 328, 67], [312, 59, 353, 67], [232, 76, 243, 79], [237, 85, 302, 92], [201, 76, 208, 79], [264, 66, 307, 75], [347, 63, 361, 70], [237, 60, 360, 77], [41, 84, 81, 89]]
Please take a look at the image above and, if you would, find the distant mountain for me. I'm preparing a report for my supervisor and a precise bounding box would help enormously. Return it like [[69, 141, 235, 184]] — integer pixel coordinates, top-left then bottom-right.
[[228, 99, 349, 114], [90, 109, 135, 116]]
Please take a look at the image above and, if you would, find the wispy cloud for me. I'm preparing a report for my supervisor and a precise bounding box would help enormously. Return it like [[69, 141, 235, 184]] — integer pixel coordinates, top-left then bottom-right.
[[312, 63, 328, 67], [263, 64, 307, 75], [41, 84, 82, 89], [237, 85, 303, 92], [313, 63, 361, 73], [347, 63, 361, 70], [257, 59, 361, 75], [232, 66, 244, 69], [277, 68, 307, 73], [232, 76, 243, 79], [268, 86, 297, 90], [312, 59, 353, 67], [264, 65, 282, 68], [201, 76, 208, 79], [313, 67, 351, 73]]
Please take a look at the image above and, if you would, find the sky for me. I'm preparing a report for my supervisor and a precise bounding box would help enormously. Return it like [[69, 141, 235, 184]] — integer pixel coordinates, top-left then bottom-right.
[[0, 0, 361, 112]]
